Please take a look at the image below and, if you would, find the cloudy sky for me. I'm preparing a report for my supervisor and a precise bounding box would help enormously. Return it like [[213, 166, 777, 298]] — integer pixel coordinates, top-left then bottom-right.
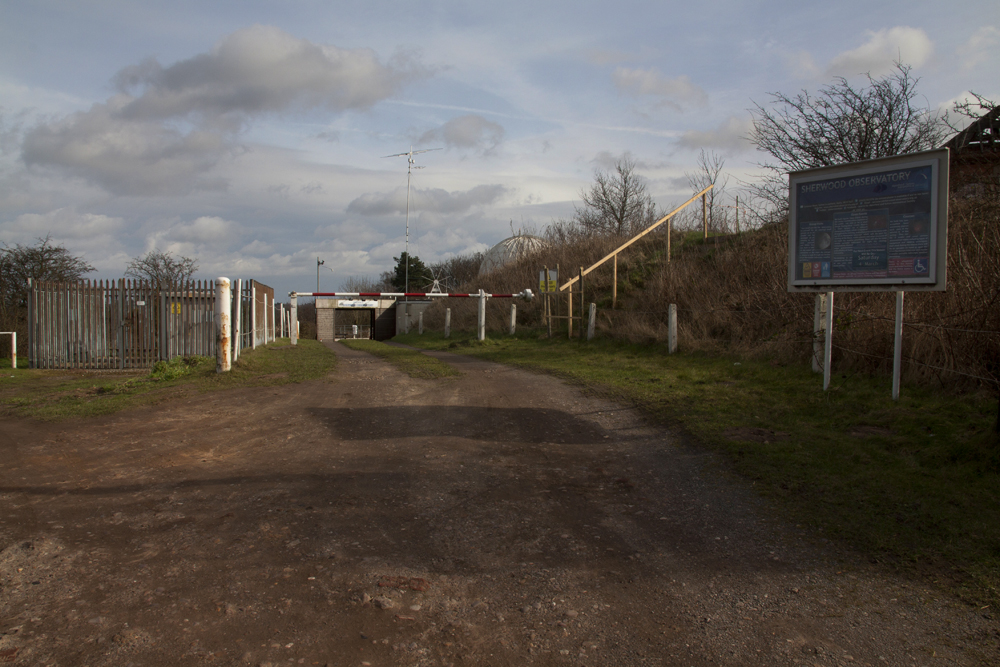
[[1, 1, 996, 298]]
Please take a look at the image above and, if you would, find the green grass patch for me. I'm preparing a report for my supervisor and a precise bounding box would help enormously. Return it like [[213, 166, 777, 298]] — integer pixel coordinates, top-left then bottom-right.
[[398, 329, 1000, 606], [340, 339, 460, 379], [0, 339, 335, 420]]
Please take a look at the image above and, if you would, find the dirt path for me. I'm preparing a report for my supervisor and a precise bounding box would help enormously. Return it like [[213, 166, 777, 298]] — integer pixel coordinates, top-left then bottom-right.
[[1, 342, 996, 666]]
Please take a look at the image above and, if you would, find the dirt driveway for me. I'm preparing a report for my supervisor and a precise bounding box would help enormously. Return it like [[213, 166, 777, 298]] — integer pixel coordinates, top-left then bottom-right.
[[1, 342, 996, 666]]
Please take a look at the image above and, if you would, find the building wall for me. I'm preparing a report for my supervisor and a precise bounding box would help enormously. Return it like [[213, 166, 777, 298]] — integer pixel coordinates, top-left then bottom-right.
[[317, 308, 334, 341]]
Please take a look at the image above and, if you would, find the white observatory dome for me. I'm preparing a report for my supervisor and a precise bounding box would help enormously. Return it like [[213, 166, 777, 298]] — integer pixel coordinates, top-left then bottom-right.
[[478, 235, 547, 275]]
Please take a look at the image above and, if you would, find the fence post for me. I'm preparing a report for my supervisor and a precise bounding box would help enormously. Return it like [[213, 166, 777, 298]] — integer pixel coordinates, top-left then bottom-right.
[[216, 277, 231, 373], [612, 255, 617, 308], [251, 284, 257, 350], [892, 291, 905, 401], [509, 303, 517, 335], [418, 311, 424, 335], [477, 290, 486, 341], [290, 294, 298, 346], [587, 303, 596, 341], [233, 279, 242, 360], [668, 304, 677, 354], [444, 308, 451, 338], [812, 293, 825, 373], [404, 304, 410, 334], [823, 292, 834, 391]]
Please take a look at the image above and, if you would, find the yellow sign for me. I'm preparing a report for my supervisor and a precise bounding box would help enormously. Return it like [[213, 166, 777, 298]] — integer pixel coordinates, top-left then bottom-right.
[[539, 269, 558, 292], [171, 302, 182, 314]]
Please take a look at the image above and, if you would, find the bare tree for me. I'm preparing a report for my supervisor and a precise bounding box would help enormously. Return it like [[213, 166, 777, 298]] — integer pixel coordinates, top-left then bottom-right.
[[685, 150, 730, 232], [125, 250, 198, 285], [749, 63, 947, 216], [0, 236, 94, 350], [575, 156, 660, 237]]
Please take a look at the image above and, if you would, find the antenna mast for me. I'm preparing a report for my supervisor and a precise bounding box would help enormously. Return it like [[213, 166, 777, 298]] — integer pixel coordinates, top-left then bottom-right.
[[382, 146, 442, 294]]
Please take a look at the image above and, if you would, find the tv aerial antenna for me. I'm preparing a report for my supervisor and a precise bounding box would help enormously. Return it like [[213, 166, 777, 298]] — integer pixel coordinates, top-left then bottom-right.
[[383, 145, 442, 294]]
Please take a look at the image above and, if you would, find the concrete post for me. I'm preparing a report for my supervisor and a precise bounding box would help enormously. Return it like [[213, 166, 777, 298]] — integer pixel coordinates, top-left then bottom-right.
[[215, 277, 232, 373], [668, 304, 677, 354], [509, 303, 517, 335], [263, 294, 269, 343], [587, 303, 596, 341], [823, 292, 834, 391], [10, 332, 15, 369], [290, 294, 298, 346], [812, 293, 825, 373], [404, 304, 410, 334], [444, 308, 451, 338], [892, 291, 905, 400], [477, 290, 486, 341], [418, 311, 424, 335]]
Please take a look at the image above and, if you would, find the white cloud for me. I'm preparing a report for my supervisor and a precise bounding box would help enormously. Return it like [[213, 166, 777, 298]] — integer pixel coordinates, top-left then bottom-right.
[[1, 207, 124, 241], [958, 26, 1000, 70], [612, 67, 708, 110], [676, 116, 753, 153], [419, 115, 505, 153], [19, 26, 428, 197], [826, 27, 933, 77], [347, 184, 508, 216], [167, 216, 240, 244], [22, 97, 228, 196]]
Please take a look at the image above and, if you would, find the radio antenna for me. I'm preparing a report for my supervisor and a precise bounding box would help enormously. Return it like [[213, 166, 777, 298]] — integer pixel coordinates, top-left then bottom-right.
[[382, 146, 442, 294]]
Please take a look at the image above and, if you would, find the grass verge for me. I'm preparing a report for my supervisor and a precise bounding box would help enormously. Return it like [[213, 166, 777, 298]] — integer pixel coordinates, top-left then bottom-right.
[[397, 329, 1000, 607], [0, 339, 335, 421], [339, 339, 460, 379]]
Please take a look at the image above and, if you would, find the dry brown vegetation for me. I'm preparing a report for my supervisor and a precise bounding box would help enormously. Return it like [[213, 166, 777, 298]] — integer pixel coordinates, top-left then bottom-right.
[[424, 193, 1000, 391]]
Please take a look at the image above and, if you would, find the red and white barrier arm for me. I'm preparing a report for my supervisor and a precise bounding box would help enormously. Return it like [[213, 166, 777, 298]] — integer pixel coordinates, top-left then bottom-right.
[[291, 290, 534, 299]]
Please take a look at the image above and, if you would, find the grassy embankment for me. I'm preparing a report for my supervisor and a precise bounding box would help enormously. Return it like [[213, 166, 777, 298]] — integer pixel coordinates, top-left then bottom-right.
[[0, 338, 336, 420], [396, 330, 1000, 607], [339, 339, 459, 379]]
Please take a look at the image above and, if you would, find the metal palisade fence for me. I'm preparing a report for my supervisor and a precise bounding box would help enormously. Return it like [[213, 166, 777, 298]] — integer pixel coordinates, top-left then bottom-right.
[[27, 278, 277, 370]]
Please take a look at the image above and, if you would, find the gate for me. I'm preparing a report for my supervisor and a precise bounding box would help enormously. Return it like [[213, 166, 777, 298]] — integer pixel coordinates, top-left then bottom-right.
[[28, 278, 274, 370]]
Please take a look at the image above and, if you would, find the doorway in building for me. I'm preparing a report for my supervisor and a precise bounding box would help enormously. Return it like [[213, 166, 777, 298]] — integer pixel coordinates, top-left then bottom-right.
[[334, 308, 374, 340]]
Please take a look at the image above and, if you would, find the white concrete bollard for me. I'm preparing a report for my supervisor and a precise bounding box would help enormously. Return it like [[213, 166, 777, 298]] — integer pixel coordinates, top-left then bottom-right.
[[510, 303, 517, 335], [668, 304, 677, 354], [290, 294, 298, 346], [587, 303, 596, 341], [444, 308, 451, 338], [418, 311, 424, 335], [477, 291, 486, 341], [216, 277, 232, 373]]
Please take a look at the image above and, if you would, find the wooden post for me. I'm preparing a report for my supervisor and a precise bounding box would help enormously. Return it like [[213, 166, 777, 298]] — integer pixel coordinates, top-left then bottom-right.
[[546, 294, 552, 338], [567, 287, 573, 339], [702, 193, 708, 240], [668, 304, 677, 354], [666, 218, 672, 264], [735, 195, 740, 235], [612, 255, 618, 308], [579, 266, 584, 339]]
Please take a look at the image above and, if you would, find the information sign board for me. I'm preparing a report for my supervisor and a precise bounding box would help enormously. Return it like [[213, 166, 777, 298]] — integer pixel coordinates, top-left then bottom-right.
[[787, 149, 948, 292]]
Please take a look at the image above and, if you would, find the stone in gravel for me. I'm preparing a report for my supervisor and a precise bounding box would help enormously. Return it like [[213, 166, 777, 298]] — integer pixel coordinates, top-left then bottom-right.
[[373, 596, 396, 610], [565, 610, 579, 618]]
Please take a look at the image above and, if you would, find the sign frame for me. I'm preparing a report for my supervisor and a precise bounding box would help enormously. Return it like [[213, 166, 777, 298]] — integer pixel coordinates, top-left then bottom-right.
[[787, 148, 949, 293]]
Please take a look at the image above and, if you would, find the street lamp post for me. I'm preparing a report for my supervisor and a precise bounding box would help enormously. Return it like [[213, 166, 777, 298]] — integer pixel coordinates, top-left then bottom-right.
[[317, 258, 324, 292]]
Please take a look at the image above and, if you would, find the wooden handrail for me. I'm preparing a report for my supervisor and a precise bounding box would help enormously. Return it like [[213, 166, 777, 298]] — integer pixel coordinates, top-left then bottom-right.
[[559, 184, 713, 292]]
